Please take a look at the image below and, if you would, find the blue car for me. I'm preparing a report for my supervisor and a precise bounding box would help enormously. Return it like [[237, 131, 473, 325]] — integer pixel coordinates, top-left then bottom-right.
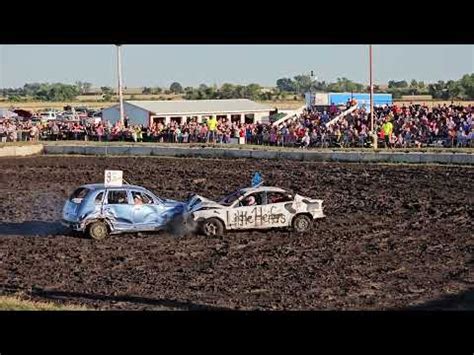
[[62, 184, 186, 240]]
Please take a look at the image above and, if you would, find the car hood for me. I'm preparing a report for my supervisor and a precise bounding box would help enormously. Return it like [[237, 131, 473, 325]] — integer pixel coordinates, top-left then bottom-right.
[[186, 195, 224, 212], [162, 198, 184, 207], [161, 198, 187, 213]]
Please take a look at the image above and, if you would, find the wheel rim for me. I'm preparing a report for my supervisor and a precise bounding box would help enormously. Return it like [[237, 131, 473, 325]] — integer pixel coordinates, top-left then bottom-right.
[[204, 222, 217, 236], [296, 218, 309, 231], [92, 224, 107, 239]]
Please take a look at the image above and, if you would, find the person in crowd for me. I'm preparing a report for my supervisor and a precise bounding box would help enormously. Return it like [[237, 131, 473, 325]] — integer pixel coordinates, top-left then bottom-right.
[[0, 121, 6, 143], [207, 115, 218, 143], [382, 117, 394, 149], [3, 102, 471, 149]]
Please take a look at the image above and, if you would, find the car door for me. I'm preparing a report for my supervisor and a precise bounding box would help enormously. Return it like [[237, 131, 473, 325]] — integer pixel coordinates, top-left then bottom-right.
[[226, 191, 268, 230], [103, 189, 134, 231], [264, 190, 295, 228], [130, 190, 167, 231]]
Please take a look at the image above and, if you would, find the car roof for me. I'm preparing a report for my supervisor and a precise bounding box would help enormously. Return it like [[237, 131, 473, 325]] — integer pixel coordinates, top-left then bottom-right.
[[80, 184, 151, 192], [239, 186, 288, 194]]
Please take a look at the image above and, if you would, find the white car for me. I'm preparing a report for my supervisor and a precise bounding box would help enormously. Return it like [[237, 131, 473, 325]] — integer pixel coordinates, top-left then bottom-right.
[[186, 186, 325, 237], [39, 110, 59, 121]]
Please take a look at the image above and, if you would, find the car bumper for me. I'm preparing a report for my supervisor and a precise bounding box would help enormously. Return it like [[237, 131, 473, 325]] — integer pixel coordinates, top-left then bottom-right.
[[61, 219, 84, 231], [310, 210, 325, 219]]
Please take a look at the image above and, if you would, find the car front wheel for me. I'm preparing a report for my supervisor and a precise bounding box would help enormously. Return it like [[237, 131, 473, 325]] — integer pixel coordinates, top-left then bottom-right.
[[88, 221, 109, 240], [202, 218, 224, 237], [292, 214, 312, 233]]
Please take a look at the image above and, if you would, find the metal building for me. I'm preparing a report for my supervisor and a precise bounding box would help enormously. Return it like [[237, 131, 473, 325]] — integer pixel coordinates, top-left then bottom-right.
[[102, 99, 273, 127]]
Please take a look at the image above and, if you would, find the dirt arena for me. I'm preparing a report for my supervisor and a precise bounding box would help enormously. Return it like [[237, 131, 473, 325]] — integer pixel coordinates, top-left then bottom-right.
[[0, 156, 472, 310]]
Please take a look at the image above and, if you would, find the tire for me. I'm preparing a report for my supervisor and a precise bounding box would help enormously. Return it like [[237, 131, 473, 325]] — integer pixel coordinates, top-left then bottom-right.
[[88, 221, 109, 240], [201, 218, 224, 237], [292, 214, 312, 233]]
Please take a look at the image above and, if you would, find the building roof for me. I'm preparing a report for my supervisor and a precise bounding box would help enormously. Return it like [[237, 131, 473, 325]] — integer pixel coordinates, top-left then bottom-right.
[[121, 99, 272, 115]]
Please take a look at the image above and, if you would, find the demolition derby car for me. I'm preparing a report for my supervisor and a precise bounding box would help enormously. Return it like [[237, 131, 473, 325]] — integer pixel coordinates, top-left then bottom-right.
[[62, 173, 186, 240], [185, 173, 325, 237]]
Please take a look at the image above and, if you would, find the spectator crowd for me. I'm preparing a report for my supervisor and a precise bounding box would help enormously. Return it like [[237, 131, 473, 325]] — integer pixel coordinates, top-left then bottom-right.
[[1, 102, 473, 148]]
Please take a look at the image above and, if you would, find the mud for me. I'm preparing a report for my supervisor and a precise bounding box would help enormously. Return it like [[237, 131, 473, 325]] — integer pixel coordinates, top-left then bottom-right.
[[0, 156, 473, 310]]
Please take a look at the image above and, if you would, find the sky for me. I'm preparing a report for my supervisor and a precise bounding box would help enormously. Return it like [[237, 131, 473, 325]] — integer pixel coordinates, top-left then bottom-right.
[[0, 45, 472, 88]]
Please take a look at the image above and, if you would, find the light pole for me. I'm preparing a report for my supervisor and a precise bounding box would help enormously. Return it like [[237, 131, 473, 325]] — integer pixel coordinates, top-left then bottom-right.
[[116, 45, 125, 127], [369, 44, 377, 149], [310, 70, 317, 107]]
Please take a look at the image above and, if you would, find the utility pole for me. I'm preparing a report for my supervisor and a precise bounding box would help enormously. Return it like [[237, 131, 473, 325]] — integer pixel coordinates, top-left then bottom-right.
[[117, 45, 125, 127], [309, 70, 317, 107], [369, 44, 377, 149]]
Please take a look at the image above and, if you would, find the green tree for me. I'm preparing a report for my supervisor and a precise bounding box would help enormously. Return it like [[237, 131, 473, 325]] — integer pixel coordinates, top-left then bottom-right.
[[75, 81, 92, 94], [101, 86, 113, 95], [23, 83, 42, 96], [276, 78, 295, 92], [34, 83, 79, 101], [428, 81, 447, 99], [446, 80, 465, 99], [204, 85, 217, 99], [389, 89, 403, 99], [142, 87, 153, 94], [313, 80, 328, 92], [459, 73, 474, 99], [219, 83, 235, 99], [103, 93, 113, 101], [293, 75, 314, 94], [169, 82, 183, 94], [8, 95, 25, 102], [388, 80, 408, 89], [244, 83, 261, 99]]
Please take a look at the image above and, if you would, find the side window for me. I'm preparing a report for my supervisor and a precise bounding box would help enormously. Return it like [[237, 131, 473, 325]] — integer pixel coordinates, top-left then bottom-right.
[[240, 192, 264, 207], [69, 187, 90, 203], [94, 192, 104, 204], [107, 190, 129, 205], [143, 193, 154, 204], [267, 192, 293, 204], [131, 191, 154, 205]]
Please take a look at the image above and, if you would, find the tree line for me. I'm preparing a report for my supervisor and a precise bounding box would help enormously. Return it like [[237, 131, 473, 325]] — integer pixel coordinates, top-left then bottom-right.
[[275, 73, 474, 100], [1, 74, 473, 102]]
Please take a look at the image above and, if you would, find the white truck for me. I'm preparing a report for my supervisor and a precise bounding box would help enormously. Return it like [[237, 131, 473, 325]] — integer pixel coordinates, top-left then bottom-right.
[[39, 110, 59, 121]]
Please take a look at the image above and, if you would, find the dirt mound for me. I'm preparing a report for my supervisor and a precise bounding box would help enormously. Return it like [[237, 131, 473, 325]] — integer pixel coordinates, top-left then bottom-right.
[[0, 156, 472, 310]]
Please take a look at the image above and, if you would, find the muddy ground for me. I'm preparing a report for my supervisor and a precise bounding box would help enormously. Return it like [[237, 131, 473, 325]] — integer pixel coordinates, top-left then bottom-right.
[[0, 156, 473, 310]]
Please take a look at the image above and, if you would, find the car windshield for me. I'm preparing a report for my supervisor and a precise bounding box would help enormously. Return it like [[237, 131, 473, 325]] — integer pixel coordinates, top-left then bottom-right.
[[69, 187, 91, 204], [219, 189, 246, 206]]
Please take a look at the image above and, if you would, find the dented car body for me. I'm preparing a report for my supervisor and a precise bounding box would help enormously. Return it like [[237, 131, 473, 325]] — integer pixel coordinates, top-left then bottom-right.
[[62, 184, 185, 239], [186, 186, 325, 236]]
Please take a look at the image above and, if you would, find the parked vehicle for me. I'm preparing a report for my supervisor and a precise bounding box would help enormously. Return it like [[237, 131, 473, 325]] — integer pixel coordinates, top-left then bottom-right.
[[39, 110, 59, 121]]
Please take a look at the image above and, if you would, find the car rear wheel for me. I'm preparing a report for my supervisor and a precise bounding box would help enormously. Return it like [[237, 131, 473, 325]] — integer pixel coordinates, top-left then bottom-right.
[[292, 214, 312, 233], [202, 218, 224, 237], [88, 221, 109, 240]]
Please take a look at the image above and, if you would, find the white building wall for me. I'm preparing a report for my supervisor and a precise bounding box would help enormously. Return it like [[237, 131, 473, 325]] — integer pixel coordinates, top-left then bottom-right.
[[101, 103, 272, 127], [254, 112, 268, 123], [102, 103, 150, 127]]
